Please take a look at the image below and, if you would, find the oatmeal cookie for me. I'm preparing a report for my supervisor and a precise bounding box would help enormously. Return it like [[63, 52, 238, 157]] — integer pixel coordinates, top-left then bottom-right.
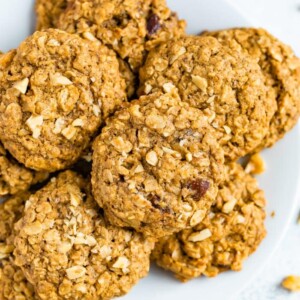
[[202, 28, 300, 150], [139, 36, 275, 161], [35, 0, 68, 30], [0, 142, 48, 196], [92, 90, 225, 239], [152, 163, 266, 281], [0, 29, 126, 172], [57, 0, 186, 72], [35, 0, 137, 99], [0, 192, 37, 300], [14, 171, 153, 300]]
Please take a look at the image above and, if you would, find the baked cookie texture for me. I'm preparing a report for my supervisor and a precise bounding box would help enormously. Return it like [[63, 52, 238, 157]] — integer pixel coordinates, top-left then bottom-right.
[[202, 28, 300, 150], [139, 36, 276, 161], [57, 0, 186, 72], [152, 163, 266, 281], [92, 90, 225, 239], [35, 0, 137, 99], [35, 0, 67, 30], [0, 29, 126, 172], [0, 142, 48, 196], [14, 171, 153, 300], [0, 192, 37, 300]]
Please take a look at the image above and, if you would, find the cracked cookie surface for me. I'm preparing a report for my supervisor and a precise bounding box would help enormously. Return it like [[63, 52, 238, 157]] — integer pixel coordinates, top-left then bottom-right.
[[0, 142, 48, 196], [92, 90, 225, 239], [139, 36, 276, 161], [14, 171, 153, 300], [0, 192, 37, 300], [203, 28, 300, 150], [0, 29, 126, 172], [57, 0, 186, 73], [152, 163, 266, 281]]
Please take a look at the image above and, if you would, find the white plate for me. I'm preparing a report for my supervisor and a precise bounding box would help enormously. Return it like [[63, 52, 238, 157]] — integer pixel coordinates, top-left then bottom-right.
[[0, 1, 299, 300]]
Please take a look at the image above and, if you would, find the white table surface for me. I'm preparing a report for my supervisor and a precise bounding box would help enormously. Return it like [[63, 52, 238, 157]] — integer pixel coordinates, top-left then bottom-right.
[[227, 0, 300, 299]]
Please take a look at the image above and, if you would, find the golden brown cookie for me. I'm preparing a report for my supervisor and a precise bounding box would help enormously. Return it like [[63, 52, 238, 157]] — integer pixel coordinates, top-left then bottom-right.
[[0, 29, 126, 172], [0, 142, 48, 196], [92, 89, 225, 239], [57, 0, 186, 72], [203, 28, 300, 149], [14, 171, 153, 300], [35, 0, 137, 99], [139, 36, 276, 161], [35, 0, 68, 30], [152, 163, 266, 281], [0, 192, 37, 300]]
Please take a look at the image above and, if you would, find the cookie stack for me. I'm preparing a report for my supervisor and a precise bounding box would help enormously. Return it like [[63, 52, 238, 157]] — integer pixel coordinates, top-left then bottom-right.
[[0, 0, 300, 299]]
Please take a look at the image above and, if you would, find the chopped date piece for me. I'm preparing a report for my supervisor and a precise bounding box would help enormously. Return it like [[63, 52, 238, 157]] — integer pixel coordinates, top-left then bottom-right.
[[147, 14, 161, 35], [186, 179, 210, 200]]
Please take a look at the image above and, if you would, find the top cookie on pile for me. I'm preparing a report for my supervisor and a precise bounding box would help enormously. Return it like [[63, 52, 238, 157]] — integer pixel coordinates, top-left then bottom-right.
[[36, 0, 186, 73], [139, 36, 276, 161]]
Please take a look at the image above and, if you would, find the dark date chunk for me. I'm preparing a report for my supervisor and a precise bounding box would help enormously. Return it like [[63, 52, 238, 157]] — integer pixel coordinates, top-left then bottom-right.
[[147, 14, 161, 35], [186, 179, 210, 200]]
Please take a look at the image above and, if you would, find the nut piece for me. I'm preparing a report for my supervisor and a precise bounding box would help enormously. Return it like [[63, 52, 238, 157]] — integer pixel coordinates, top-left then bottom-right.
[[112, 256, 130, 269], [82, 32, 98, 42], [190, 210, 206, 226], [51, 73, 73, 86], [163, 82, 175, 93], [47, 39, 60, 46], [188, 229, 212, 242], [222, 198, 237, 214], [62, 126, 77, 140], [223, 126, 231, 135], [66, 266, 86, 280], [245, 153, 266, 175], [144, 83, 153, 95], [53, 118, 65, 134], [170, 47, 186, 64], [282, 275, 300, 292], [13, 78, 29, 94], [191, 75, 208, 92], [111, 137, 133, 153], [92, 105, 100, 117], [26, 115, 44, 139], [72, 118, 84, 127], [146, 151, 158, 166]]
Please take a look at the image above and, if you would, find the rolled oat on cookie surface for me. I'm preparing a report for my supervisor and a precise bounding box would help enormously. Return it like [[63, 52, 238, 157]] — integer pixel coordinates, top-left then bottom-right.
[[139, 36, 276, 161], [0, 29, 126, 172], [92, 89, 225, 239], [14, 171, 153, 300], [203, 28, 300, 150], [152, 163, 266, 282]]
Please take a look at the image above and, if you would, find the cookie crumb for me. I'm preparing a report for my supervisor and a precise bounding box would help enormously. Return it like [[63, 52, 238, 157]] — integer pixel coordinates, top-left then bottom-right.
[[282, 276, 300, 292], [271, 211, 276, 218], [245, 153, 266, 175]]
